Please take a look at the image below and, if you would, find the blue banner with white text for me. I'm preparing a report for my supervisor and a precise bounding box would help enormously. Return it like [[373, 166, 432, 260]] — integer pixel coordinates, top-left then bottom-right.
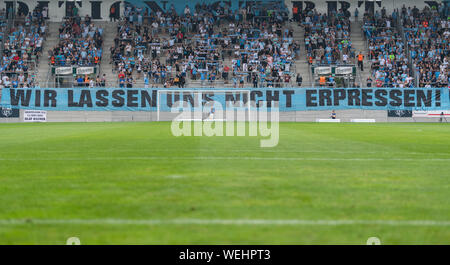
[[1, 87, 449, 112]]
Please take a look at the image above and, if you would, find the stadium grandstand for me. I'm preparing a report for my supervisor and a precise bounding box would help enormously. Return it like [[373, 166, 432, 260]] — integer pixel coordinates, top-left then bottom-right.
[[0, 0, 447, 91]]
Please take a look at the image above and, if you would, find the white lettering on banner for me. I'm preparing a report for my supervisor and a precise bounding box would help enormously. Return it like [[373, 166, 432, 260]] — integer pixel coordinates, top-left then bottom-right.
[[413, 110, 450, 117], [55, 67, 72, 75], [335, 67, 353, 75], [24, 110, 47, 122], [76, 67, 94, 75]]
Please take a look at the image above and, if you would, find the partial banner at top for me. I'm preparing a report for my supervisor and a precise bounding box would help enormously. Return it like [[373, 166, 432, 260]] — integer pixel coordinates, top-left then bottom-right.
[[124, 0, 288, 14], [1, 87, 449, 112]]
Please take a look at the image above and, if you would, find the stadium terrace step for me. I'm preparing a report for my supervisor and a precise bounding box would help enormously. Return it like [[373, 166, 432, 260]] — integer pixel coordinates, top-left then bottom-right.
[[290, 22, 312, 86], [99, 21, 118, 86], [350, 20, 371, 86], [36, 22, 61, 87]]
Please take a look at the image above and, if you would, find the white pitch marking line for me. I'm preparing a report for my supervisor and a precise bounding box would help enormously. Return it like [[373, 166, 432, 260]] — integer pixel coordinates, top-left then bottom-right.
[[0, 219, 449, 226], [1, 149, 449, 156], [0, 157, 450, 161]]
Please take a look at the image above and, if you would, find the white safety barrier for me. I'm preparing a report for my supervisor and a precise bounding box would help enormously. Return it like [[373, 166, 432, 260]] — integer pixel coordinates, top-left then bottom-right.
[[316, 119, 341, 122], [413, 110, 450, 118], [350, 119, 376, 123]]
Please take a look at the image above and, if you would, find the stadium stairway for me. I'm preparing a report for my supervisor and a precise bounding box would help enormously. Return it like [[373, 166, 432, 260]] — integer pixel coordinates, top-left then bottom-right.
[[98, 21, 118, 87], [350, 20, 371, 87], [36, 22, 60, 87], [291, 21, 312, 87]]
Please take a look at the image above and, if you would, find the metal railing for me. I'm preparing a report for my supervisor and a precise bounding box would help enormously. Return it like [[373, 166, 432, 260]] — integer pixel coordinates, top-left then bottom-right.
[[29, 80, 300, 89]]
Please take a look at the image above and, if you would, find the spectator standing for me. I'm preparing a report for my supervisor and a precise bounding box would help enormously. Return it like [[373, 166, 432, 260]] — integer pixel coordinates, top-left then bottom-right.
[[252, 74, 258, 88], [357, 52, 364, 71], [366, 77, 372, 87], [110, 6, 116, 22], [331, 110, 337, 119], [296, 74, 303, 87]]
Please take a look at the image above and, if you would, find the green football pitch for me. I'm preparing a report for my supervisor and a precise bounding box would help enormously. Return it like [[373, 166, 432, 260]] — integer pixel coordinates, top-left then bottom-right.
[[0, 122, 449, 244]]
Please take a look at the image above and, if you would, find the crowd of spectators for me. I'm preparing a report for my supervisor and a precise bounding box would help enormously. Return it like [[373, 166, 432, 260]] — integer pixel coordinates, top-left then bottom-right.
[[110, 3, 296, 88], [363, 7, 414, 88], [0, 6, 47, 89], [225, 20, 298, 88], [301, 9, 355, 65], [0, 9, 6, 55], [49, 15, 103, 67], [402, 5, 449, 88]]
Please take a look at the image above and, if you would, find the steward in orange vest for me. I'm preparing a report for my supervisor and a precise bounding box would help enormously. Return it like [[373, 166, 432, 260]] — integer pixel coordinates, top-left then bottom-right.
[[319, 76, 326, 86], [357, 53, 364, 71]]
